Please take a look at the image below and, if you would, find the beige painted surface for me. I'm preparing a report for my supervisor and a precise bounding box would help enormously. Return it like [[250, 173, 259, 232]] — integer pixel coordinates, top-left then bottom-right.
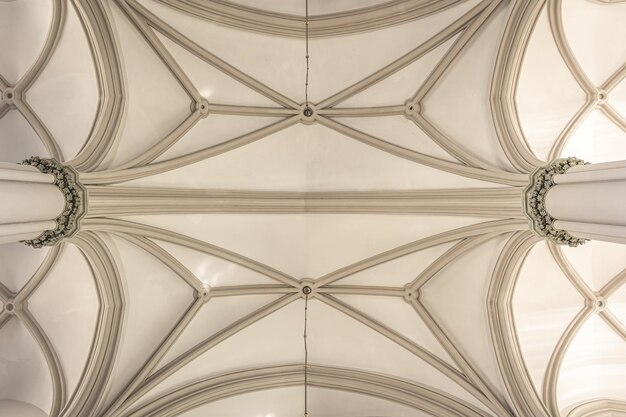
[[0, 1, 625, 417]]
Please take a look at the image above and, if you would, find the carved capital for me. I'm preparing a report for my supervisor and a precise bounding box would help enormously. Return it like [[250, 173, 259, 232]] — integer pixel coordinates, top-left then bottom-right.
[[523, 157, 588, 247], [20, 157, 87, 248]]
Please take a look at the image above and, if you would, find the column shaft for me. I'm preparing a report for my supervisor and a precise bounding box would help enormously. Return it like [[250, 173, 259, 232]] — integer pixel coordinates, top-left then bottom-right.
[[544, 160, 626, 244], [0, 163, 66, 245]]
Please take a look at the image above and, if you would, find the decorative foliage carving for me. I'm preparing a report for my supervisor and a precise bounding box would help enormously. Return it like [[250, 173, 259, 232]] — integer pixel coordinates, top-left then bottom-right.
[[524, 157, 588, 247], [20, 157, 87, 248]]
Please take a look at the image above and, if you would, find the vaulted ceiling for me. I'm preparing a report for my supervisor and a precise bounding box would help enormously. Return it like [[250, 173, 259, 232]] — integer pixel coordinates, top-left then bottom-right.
[[1, 1, 626, 417]]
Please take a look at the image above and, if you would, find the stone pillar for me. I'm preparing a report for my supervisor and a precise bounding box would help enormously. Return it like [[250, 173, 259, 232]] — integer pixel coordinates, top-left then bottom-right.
[[0, 158, 86, 247], [524, 158, 626, 246]]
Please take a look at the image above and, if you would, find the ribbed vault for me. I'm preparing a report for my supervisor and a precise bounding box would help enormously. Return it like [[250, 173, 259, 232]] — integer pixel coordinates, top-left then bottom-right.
[[0, 1, 625, 417]]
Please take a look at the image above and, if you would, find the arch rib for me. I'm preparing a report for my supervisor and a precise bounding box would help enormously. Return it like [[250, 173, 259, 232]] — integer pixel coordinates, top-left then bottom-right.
[[158, 0, 464, 38], [317, 219, 527, 287], [317, 293, 505, 417], [113, 293, 300, 417], [488, 231, 548, 417], [82, 217, 300, 287], [490, 0, 545, 172], [120, 364, 493, 417], [70, 0, 125, 171], [62, 233, 124, 417]]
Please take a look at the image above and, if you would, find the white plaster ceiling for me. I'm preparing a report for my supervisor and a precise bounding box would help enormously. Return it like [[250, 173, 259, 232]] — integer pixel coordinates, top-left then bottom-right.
[[0, 1, 625, 417]]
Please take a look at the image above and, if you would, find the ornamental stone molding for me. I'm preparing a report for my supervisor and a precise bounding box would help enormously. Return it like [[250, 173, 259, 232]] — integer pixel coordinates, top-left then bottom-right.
[[523, 157, 588, 247], [20, 157, 87, 248]]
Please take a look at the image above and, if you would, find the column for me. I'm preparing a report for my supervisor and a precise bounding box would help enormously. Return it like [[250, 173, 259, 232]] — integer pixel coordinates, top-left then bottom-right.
[[0, 162, 65, 244], [546, 160, 626, 244], [0, 158, 86, 247], [525, 158, 626, 246]]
